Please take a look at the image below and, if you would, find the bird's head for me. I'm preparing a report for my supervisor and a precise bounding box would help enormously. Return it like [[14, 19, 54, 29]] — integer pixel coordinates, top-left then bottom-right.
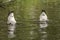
[[8, 11, 14, 17]]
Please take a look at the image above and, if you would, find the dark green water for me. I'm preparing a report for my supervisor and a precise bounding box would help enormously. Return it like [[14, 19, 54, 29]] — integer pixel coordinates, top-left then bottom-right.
[[0, 0, 60, 40]]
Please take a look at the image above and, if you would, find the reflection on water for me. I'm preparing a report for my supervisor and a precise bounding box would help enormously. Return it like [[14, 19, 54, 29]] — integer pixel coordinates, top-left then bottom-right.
[[40, 22, 48, 28], [8, 24, 16, 38], [41, 31, 47, 40], [30, 31, 34, 35], [40, 24, 48, 40], [30, 31, 34, 39]]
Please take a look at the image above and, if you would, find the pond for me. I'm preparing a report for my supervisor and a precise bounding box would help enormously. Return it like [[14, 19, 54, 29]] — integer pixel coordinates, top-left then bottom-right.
[[0, 0, 60, 40]]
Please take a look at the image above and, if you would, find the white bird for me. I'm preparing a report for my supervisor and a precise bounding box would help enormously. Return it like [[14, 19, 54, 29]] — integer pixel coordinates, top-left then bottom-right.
[[39, 10, 48, 28], [7, 11, 16, 38], [40, 11, 48, 22], [7, 12, 16, 25]]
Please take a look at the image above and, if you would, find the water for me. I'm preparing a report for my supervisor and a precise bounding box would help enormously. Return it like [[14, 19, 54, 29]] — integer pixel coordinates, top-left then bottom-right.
[[0, 0, 60, 40], [40, 28, 48, 40], [8, 22, 16, 38]]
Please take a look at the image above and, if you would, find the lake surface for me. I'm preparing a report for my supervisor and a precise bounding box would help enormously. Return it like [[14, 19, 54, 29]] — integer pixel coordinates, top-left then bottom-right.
[[0, 0, 60, 40]]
